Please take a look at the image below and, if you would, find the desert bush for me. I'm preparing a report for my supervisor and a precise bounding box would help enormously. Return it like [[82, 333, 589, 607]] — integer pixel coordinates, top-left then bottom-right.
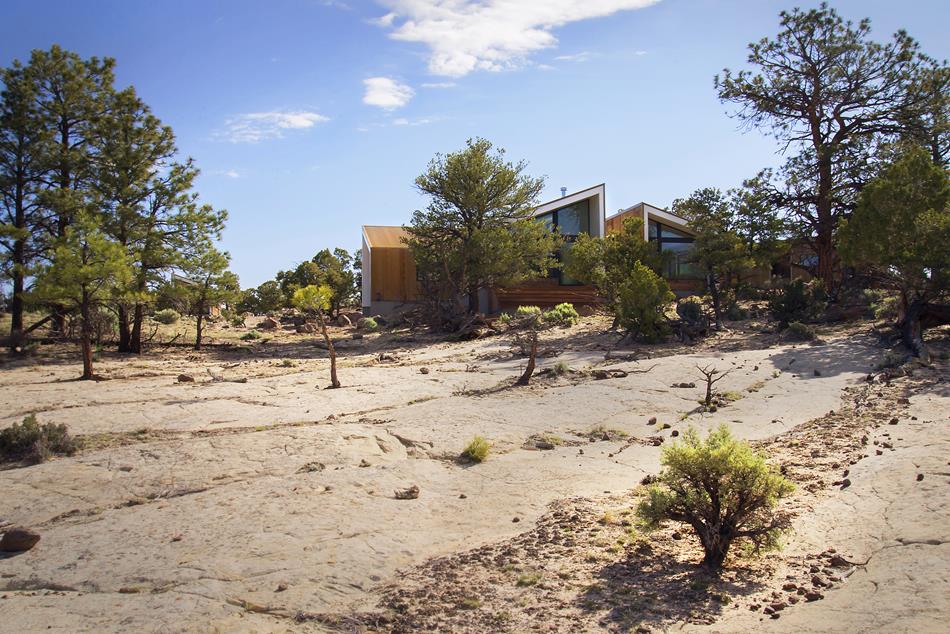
[[768, 279, 825, 327], [515, 305, 541, 318], [724, 300, 749, 321], [0, 414, 78, 464], [153, 308, 181, 325], [229, 312, 247, 328], [677, 296, 705, 324], [461, 435, 490, 462], [552, 360, 570, 375], [616, 263, 674, 342], [786, 321, 815, 340], [359, 317, 379, 331], [542, 302, 579, 327], [637, 425, 794, 571], [497, 312, 513, 325], [240, 330, 262, 341]]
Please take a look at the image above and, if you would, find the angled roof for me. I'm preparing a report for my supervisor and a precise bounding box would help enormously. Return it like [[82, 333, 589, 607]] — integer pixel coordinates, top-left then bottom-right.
[[363, 225, 410, 248], [534, 183, 606, 217]]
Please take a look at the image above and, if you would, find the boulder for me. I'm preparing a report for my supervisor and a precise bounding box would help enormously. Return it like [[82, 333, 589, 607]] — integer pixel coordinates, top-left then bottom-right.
[[296, 323, 318, 334], [0, 526, 40, 552], [258, 317, 279, 330]]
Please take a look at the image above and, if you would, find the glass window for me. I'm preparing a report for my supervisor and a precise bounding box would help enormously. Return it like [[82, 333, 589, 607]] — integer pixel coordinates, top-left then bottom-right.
[[661, 242, 699, 279], [660, 224, 691, 239], [648, 220, 659, 240], [536, 211, 554, 232], [557, 200, 589, 236], [559, 242, 582, 285]]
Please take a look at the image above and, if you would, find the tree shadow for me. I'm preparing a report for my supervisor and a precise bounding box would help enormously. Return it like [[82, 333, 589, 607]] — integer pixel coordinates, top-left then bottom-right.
[[579, 545, 767, 630]]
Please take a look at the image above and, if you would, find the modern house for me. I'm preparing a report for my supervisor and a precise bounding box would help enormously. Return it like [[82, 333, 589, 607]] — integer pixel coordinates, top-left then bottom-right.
[[360, 184, 700, 316], [605, 202, 702, 294]]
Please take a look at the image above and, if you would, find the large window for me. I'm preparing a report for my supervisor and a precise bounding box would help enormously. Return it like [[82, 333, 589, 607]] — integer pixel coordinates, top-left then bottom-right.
[[649, 220, 698, 280], [537, 200, 591, 285]]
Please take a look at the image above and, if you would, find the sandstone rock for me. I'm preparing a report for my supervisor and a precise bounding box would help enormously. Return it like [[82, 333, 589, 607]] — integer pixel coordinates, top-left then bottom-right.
[[0, 526, 40, 552], [177, 374, 195, 383], [419, 367, 430, 374], [296, 323, 317, 334], [648, 417, 657, 425], [258, 317, 279, 330]]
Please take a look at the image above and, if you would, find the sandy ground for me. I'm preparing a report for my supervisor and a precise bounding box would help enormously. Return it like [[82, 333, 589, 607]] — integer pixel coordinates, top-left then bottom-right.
[[0, 316, 946, 633]]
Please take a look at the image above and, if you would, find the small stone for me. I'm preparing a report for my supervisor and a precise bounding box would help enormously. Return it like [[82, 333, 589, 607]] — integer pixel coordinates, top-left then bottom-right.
[[419, 367, 430, 374], [394, 485, 420, 500], [811, 575, 827, 588], [459, 493, 467, 499], [804, 591, 823, 602], [648, 417, 657, 425], [916, 473, 924, 482], [672, 531, 682, 540], [782, 583, 797, 592], [512, 517, 520, 523], [670, 430, 679, 437], [876, 449, 883, 455], [177, 374, 195, 383], [351, 333, 364, 340], [840, 479, 851, 489], [889, 418, 899, 425], [359, 459, 371, 467], [814, 369, 821, 376], [0, 527, 40, 552], [276, 583, 288, 592]]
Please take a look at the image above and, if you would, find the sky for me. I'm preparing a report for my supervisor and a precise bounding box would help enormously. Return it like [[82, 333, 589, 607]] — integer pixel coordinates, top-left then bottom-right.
[[2, 0, 948, 287]]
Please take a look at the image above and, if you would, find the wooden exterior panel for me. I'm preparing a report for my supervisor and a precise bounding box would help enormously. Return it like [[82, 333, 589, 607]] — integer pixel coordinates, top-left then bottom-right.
[[370, 247, 419, 302], [495, 279, 602, 310]]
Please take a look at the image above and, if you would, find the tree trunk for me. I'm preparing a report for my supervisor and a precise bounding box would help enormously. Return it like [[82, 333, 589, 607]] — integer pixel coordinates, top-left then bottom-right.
[[117, 304, 132, 352], [516, 331, 538, 386], [9, 264, 25, 353], [194, 312, 204, 351], [815, 153, 836, 292], [317, 310, 340, 388], [707, 272, 723, 330], [699, 528, 730, 571], [467, 287, 479, 315], [901, 300, 950, 363], [129, 304, 144, 354], [704, 378, 713, 407], [80, 295, 94, 380]]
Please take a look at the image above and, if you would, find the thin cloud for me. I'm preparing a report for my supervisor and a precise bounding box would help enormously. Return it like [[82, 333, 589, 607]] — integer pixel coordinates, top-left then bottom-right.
[[392, 116, 433, 126], [554, 51, 595, 62], [219, 111, 329, 143], [374, 0, 660, 77], [363, 76, 415, 109], [421, 81, 456, 88]]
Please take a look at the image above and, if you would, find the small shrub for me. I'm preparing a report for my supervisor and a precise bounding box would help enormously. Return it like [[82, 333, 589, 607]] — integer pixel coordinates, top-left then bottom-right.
[[870, 295, 900, 321], [461, 435, 490, 462], [515, 305, 542, 318], [359, 317, 378, 331], [241, 330, 262, 341], [725, 302, 749, 321], [786, 321, 815, 341], [542, 302, 579, 327], [516, 572, 542, 587], [230, 313, 247, 328], [552, 360, 570, 375], [280, 359, 295, 367], [637, 425, 794, 570], [0, 414, 78, 464], [153, 308, 181, 325], [497, 312, 513, 325], [616, 263, 675, 342], [768, 279, 825, 327], [677, 296, 705, 324]]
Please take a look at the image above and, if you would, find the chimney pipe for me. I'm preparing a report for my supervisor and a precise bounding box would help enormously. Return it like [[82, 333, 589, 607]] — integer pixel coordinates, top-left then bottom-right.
[[560, 187, 567, 197]]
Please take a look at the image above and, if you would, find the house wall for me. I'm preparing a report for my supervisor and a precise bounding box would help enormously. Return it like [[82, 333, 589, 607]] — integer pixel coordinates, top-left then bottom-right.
[[369, 246, 419, 305]]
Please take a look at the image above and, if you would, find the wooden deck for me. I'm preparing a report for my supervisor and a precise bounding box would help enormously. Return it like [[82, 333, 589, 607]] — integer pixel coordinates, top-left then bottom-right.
[[494, 281, 602, 310]]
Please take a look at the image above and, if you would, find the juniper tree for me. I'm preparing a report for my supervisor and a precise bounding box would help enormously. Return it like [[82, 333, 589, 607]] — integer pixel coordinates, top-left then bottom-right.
[[292, 284, 340, 388], [839, 146, 950, 361], [178, 247, 239, 350], [405, 138, 559, 326]]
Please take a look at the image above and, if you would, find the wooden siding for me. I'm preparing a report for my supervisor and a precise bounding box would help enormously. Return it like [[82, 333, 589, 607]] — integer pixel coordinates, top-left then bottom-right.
[[495, 279, 601, 310], [370, 247, 419, 302], [605, 207, 643, 235]]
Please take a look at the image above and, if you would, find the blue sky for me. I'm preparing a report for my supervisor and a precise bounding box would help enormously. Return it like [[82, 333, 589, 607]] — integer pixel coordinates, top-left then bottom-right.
[[2, 0, 948, 287]]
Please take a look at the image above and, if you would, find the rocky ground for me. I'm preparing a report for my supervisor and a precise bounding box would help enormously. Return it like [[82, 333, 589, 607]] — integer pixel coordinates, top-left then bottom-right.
[[0, 315, 946, 633]]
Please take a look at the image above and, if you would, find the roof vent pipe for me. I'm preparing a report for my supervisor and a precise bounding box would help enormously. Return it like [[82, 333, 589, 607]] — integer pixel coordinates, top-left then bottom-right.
[[560, 187, 567, 197]]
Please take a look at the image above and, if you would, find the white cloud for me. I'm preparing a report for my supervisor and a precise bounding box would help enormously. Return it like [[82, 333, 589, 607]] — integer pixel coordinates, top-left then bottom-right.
[[392, 116, 433, 126], [220, 110, 329, 143], [421, 81, 456, 88], [635, 50, 648, 55], [212, 169, 242, 178], [362, 76, 415, 109], [555, 51, 595, 62], [374, 0, 660, 77]]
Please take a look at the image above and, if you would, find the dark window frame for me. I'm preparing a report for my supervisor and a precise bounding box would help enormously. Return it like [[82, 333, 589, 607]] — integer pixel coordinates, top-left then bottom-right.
[[539, 200, 590, 286]]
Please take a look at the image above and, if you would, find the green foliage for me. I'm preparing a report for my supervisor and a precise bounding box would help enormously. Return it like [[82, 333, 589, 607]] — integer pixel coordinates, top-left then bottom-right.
[[676, 296, 705, 324], [616, 262, 675, 342], [291, 284, 332, 313], [237, 280, 285, 314], [0, 414, 78, 464], [359, 316, 378, 331], [716, 4, 940, 287], [786, 321, 816, 341], [637, 425, 794, 570], [461, 435, 490, 463], [542, 302, 579, 327], [768, 279, 826, 327], [565, 216, 670, 337], [515, 305, 541, 317], [405, 138, 559, 321], [278, 249, 357, 315], [177, 247, 239, 350], [839, 146, 950, 303], [152, 308, 180, 325], [240, 330, 261, 341]]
